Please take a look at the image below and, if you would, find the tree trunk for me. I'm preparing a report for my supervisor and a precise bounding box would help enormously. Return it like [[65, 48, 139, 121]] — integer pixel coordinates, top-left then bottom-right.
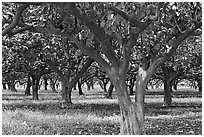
[[32, 77, 41, 100], [109, 68, 146, 135], [8, 82, 17, 92], [44, 77, 48, 90], [129, 85, 134, 95], [196, 78, 202, 92], [86, 81, 91, 90], [50, 78, 57, 91], [61, 81, 72, 105], [3, 83, 7, 89], [105, 83, 114, 98], [78, 80, 84, 95], [25, 76, 31, 95], [173, 80, 178, 90], [103, 82, 108, 93], [163, 80, 172, 107], [90, 80, 94, 89]]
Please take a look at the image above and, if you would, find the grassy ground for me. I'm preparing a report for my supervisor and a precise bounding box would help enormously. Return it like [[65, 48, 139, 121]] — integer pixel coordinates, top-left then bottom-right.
[[2, 87, 202, 135]]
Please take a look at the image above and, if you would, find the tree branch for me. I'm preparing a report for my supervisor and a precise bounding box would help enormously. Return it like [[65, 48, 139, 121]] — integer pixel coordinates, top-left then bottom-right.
[[69, 36, 111, 72], [2, 4, 30, 36], [66, 2, 120, 68], [69, 58, 94, 87], [109, 6, 142, 27]]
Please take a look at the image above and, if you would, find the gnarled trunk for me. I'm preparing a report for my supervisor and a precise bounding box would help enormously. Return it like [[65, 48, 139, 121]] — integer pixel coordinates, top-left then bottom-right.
[[109, 68, 146, 135]]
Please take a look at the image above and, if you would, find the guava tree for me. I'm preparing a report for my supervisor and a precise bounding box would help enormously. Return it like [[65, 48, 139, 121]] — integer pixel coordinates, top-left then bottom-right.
[[42, 35, 94, 105], [2, 38, 25, 92], [2, 2, 202, 135]]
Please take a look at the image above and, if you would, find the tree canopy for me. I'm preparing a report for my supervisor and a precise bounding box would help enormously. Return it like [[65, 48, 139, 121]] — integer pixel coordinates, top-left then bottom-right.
[[2, 2, 202, 135]]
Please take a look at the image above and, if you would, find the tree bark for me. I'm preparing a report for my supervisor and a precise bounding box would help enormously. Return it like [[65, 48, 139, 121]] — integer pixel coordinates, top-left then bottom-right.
[[32, 78, 40, 100], [163, 79, 172, 107], [108, 68, 146, 135], [105, 83, 114, 98], [61, 80, 72, 105], [25, 76, 31, 95], [78, 80, 84, 95], [8, 82, 17, 92]]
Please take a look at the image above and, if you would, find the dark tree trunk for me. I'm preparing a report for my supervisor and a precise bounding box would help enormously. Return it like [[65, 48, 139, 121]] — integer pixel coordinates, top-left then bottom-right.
[[78, 80, 84, 95], [32, 77, 40, 100], [44, 77, 48, 90], [196, 78, 202, 92], [50, 78, 57, 91], [163, 80, 172, 107], [105, 83, 114, 98], [86, 81, 91, 90], [173, 80, 178, 90], [25, 76, 31, 96], [8, 82, 17, 92], [198, 84, 202, 92], [161, 64, 173, 107], [3, 83, 7, 89], [89, 79, 94, 89], [99, 80, 109, 93], [129, 85, 134, 95], [103, 82, 108, 93]]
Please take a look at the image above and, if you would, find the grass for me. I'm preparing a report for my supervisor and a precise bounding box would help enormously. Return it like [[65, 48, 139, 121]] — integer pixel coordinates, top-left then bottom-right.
[[2, 86, 202, 135]]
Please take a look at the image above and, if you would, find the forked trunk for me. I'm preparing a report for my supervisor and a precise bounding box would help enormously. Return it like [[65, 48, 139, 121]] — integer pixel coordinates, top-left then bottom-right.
[[8, 82, 17, 92], [109, 69, 145, 135], [120, 103, 144, 134]]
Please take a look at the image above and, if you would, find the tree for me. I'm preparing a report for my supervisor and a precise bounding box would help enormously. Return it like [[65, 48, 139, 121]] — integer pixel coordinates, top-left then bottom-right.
[[2, 2, 201, 135], [2, 36, 26, 92], [64, 3, 201, 134], [43, 36, 94, 105]]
